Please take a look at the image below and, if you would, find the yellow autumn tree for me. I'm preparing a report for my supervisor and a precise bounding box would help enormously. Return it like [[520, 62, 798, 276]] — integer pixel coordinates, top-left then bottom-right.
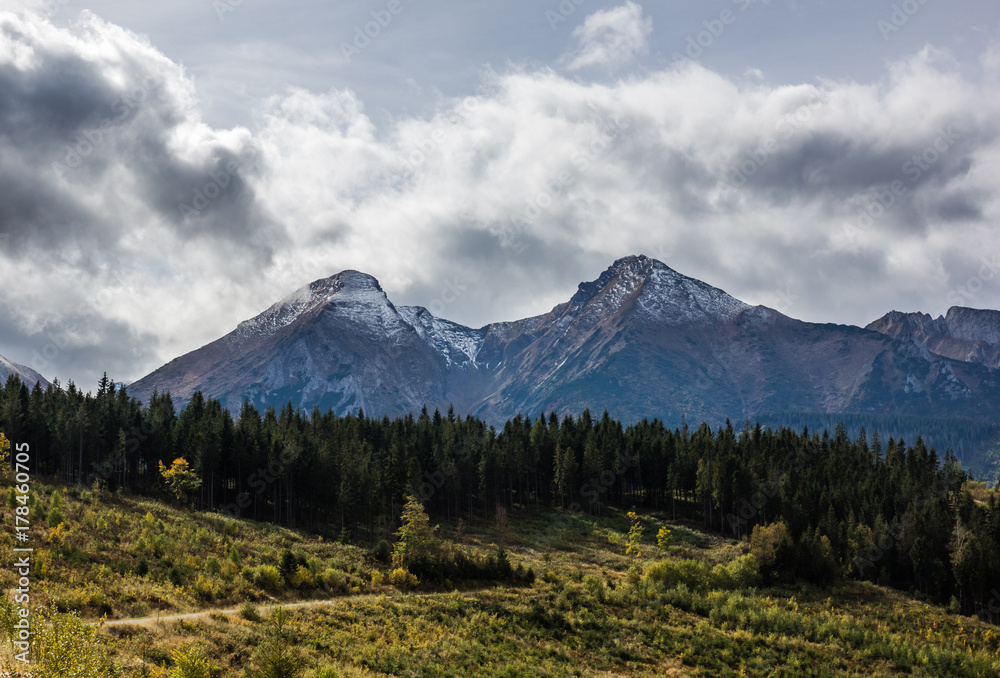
[[0, 432, 10, 483], [626, 511, 644, 558], [393, 495, 439, 566], [158, 457, 202, 505]]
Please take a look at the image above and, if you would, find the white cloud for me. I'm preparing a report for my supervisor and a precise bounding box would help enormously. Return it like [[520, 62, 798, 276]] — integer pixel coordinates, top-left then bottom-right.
[[563, 2, 652, 71], [3, 10, 1000, 388]]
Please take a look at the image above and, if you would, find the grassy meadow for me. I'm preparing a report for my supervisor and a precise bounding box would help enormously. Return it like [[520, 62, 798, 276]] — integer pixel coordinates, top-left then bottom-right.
[[1, 482, 999, 676]]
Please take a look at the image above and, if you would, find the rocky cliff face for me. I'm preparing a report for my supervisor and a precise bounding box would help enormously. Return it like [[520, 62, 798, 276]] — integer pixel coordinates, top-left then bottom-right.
[[867, 307, 1000, 369]]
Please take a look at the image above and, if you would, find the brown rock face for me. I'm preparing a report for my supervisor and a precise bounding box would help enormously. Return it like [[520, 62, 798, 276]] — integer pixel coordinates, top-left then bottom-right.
[[867, 307, 1000, 369]]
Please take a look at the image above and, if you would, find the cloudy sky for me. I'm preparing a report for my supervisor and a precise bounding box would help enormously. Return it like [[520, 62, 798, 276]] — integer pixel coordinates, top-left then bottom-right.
[[1, 0, 1000, 389]]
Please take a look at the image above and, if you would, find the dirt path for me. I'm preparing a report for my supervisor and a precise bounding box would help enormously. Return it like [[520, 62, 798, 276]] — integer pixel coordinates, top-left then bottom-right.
[[95, 591, 457, 628]]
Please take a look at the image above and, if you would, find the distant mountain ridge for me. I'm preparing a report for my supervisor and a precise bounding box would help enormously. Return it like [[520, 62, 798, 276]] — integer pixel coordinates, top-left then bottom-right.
[[867, 307, 1000, 369], [127, 256, 1000, 440], [0, 353, 49, 389]]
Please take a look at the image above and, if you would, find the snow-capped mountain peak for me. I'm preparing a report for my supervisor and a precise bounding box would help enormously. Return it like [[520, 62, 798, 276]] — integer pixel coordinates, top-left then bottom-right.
[[568, 255, 749, 324], [0, 354, 49, 388], [398, 306, 486, 367], [230, 270, 394, 347]]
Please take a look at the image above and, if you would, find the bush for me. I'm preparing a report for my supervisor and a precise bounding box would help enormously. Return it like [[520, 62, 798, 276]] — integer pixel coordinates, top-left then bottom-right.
[[726, 554, 761, 589], [205, 556, 221, 575], [582, 574, 606, 602], [257, 565, 283, 592], [168, 564, 185, 586], [372, 539, 392, 563], [11, 606, 118, 676], [47, 507, 66, 528], [320, 568, 346, 593], [170, 643, 212, 678], [240, 601, 262, 622], [388, 567, 418, 590], [644, 559, 711, 592], [290, 565, 314, 589]]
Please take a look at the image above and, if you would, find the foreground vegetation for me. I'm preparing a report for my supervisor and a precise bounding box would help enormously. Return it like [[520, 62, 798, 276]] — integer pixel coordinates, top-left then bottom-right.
[[3, 372, 1000, 674], [0, 480, 999, 676], [3, 372, 1000, 619]]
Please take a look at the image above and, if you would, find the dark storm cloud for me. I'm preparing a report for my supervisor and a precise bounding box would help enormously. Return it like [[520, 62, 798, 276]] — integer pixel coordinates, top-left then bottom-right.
[[0, 11, 282, 260]]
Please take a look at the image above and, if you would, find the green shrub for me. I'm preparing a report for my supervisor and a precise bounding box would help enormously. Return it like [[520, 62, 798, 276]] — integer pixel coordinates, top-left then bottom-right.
[[710, 563, 734, 590], [388, 567, 418, 590], [726, 554, 761, 589], [290, 565, 314, 589], [582, 574, 606, 602], [257, 565, 282, 592], [168, 564, 185, 586], [25, 606, 119, 677], [321, 568, 346, 593], [239, 601, 262, 623], [170, 643, 212, 678], [644, 558, 712, 591], [205, 556, 221, 575], [372, 539, 392, 563]]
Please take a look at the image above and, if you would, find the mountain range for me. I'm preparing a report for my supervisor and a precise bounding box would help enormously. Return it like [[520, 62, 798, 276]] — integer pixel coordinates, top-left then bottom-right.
[[0, 353, 49, 390], [125, 256, 1000, 445]]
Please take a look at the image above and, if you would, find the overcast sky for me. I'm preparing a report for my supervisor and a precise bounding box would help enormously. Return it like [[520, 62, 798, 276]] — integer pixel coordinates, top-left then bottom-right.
[[1, 0, 1000, 389]]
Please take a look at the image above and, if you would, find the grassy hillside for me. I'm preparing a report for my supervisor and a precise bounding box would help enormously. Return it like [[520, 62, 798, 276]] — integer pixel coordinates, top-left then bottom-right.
[[2, 482, 1000, 676]]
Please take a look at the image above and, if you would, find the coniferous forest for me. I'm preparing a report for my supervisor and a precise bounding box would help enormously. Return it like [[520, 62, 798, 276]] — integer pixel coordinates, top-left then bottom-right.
[[2, 372, 1000, 626]]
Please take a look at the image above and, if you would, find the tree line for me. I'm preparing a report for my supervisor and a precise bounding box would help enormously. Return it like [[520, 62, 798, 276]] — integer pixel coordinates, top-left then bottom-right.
[[2, 372, 999, 622]]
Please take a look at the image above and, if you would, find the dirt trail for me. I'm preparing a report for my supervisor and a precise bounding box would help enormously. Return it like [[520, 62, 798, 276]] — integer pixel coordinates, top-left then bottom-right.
[[95, 591, 456, 627]]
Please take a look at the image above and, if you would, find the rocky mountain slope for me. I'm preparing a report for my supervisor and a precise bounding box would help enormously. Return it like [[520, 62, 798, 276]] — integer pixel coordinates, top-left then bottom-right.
[[127, 256, 1000, 430], [867, 307, 1000, 369], [0, 353, 49, 389]]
